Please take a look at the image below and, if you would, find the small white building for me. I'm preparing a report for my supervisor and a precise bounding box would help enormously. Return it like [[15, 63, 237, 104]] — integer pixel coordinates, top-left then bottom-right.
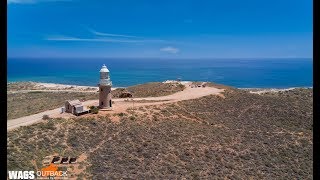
[[65, 99, 89, 116]]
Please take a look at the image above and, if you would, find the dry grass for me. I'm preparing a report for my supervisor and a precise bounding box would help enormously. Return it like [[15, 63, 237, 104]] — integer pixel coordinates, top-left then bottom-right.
[[112, 82, 185, 98], [7, 117, 110, 179], [7, 91, 98, 119], [7, 82, 38, 91], [7, 88, 312, 179]]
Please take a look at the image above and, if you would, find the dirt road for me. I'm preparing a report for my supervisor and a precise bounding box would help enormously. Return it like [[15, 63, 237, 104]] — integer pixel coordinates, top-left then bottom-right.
[[7, 100, 98, 130], [7, 84, 224, 131]]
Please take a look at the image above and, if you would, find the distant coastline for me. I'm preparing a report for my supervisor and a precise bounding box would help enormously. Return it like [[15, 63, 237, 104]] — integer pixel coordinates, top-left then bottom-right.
[[8, 58, 313, 88], [239, 87, 313, 95], [7, 81, 118, 91], [7, 81, 313, 94]]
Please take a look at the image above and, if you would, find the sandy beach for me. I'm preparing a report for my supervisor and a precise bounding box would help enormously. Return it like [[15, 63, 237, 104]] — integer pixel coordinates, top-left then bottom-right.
[[7, 80, 193, 93], [162, 80, 191, 85], [240, 87, 312, 95], [7, 81, 120, 92], [7, 81, 311, 94], [35, 82, 99, 90]]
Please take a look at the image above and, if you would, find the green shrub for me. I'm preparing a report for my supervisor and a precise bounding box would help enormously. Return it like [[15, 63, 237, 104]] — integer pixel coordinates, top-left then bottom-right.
[[118, 112, 126, 117], [42, 114, 50, 120], [178, 84, 185, 89], [28, 91, 43, 94], [90, 106, 99, 114]]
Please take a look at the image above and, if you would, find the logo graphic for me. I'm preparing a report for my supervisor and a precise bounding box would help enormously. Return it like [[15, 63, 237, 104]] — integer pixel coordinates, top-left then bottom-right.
[[8, 164, 68, 179], [39, 163, 67, 178], [8, 171, 35, 179], [8, 155, 76, 179]]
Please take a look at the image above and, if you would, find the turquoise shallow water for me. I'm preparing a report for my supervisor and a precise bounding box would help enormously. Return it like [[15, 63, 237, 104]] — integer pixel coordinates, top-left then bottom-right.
[[7, 58, 312, 88]]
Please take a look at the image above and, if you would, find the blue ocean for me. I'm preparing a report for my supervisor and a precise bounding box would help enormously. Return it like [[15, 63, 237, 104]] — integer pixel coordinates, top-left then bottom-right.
[[7, 58, 312, 88]]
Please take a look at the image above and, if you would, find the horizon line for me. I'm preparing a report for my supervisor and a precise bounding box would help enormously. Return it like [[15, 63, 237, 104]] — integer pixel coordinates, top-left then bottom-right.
[[7, 56, 313, 60]]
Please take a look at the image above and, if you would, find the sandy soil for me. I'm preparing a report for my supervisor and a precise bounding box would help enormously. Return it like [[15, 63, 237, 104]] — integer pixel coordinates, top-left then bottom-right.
[[7, 82, 224, 131]]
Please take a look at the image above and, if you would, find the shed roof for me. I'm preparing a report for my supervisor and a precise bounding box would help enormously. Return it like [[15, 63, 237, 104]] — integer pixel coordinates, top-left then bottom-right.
[[66, 99, 81, 106]]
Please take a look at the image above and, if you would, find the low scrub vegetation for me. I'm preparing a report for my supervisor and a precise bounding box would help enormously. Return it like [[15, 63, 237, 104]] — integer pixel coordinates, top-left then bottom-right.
[[112, 82, 185, 98], [7, 82, 38, 91], [89, 106, 99, 114], [42, 114, 50, 120], [7, 88, 312, 179]]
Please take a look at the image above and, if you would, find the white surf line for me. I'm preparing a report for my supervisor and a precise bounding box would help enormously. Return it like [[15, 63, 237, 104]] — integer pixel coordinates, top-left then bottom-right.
[[239, 87, 312, 94]]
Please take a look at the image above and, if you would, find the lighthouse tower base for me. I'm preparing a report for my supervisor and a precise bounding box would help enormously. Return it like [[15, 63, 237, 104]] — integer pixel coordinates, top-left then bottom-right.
[[99, 85, 112, 110], [99, 107, 113, 111]]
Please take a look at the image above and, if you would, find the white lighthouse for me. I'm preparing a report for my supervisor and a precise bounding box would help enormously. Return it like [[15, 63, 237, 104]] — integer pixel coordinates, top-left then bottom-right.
[[98, 64, 112, 109]]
